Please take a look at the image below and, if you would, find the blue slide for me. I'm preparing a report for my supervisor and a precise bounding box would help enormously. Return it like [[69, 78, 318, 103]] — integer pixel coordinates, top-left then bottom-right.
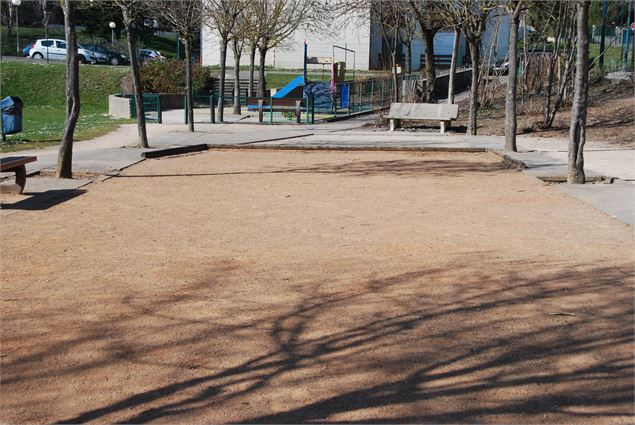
[[272, 75, 305, 98]]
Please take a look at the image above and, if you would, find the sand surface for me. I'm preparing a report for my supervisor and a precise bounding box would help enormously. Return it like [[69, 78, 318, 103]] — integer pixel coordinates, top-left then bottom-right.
[[1, 149, 633, 423]]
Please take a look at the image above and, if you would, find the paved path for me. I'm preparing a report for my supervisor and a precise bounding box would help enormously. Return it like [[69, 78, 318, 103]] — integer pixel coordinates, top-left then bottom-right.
[[1, 115, 633, 226]]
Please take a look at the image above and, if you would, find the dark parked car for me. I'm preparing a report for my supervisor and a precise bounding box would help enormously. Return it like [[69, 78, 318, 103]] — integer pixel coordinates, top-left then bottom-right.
[[84, 44, 130, 66]]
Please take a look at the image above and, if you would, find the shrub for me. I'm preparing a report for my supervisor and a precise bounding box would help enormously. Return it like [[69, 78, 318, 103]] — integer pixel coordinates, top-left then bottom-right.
[[120, 59, 212, 94]]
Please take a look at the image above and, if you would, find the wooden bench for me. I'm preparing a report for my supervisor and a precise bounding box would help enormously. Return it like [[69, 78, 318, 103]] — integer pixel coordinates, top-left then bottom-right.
[[387, 103, 459, 133], [0, 156, 36, 194], [246, 97, 306, 124]]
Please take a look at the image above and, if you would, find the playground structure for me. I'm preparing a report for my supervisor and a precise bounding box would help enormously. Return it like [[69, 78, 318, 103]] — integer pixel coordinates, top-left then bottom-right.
[[111, 42, 399, 125], [243, 42, 397, 123]]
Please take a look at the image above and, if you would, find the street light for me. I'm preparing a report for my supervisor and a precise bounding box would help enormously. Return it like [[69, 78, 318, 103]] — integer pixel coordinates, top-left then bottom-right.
[[11, 0, 21, 57], [109, 21, 116, 47]]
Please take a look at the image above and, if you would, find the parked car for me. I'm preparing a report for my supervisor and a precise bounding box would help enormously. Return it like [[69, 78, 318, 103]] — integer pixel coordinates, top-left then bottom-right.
[[139, 49, 165, 63], [28, 39, 97, 64], [83, 44, 129, 66]]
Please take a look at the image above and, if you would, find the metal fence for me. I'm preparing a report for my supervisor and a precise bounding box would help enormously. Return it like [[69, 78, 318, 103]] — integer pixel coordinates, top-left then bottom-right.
[[126, 77, 396, 125]]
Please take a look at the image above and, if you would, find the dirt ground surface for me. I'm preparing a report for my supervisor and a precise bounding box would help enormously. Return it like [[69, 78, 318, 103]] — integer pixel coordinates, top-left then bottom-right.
[[1, 150, 634, 424], [456, 79, 635, 146]]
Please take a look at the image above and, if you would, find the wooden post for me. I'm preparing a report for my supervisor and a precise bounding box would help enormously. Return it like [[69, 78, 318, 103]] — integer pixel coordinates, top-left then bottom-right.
[[296, 100, 301, 124]]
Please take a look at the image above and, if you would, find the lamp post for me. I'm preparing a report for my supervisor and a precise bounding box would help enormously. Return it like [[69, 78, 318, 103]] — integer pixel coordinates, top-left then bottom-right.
[[11, 0, 21, 57], [109, 21, 116, 47]]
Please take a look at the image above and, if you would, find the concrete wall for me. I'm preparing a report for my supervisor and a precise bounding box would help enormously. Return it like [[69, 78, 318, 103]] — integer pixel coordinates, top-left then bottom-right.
[[109, 94, 132, 119]]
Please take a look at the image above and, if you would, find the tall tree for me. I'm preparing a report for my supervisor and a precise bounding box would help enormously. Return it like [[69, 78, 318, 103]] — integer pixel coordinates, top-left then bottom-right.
[[447, 27, 460, 104], [504, 1, 524, 152], [252, 0, 324, 97], [437, 0, 498, 135], [568, 0, 590, 184], [56, 0, 80, 178], [230, 4, 251, 115], [112, 0, 149, 148], [541, 1, 577, 128], [156, 0, 202, 132], [409, 0, 444, 102], [371, 0, 406, 102], [204, 0, 244, 122]]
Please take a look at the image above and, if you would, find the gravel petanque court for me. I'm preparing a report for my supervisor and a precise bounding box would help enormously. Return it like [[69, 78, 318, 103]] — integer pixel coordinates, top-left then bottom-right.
[[1, 149, 633, 424]]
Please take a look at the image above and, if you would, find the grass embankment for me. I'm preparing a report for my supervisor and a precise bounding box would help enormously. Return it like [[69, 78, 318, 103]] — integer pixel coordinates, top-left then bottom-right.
[[1, 61, 129, 151]]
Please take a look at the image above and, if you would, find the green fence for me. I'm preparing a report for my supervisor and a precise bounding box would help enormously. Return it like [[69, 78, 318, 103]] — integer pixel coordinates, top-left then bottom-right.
[[130, 94, 162, 124]]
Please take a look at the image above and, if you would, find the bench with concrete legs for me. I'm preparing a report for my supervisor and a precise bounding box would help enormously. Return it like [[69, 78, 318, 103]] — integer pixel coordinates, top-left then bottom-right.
[[1, 156, 37, 194], [387, 103, 459, 133]]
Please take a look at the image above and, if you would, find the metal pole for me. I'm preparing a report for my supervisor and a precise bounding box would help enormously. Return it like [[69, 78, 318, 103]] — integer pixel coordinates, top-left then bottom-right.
[[269, 97, 273, 125], [210, 94, 215, 124], [303, 41, 308, 83], [184, 95, 188, 124], [111, 29, 115, 47], [625, 0, 633, 71], [599, 0, 608, 73], [15, 6, 20, 56], [370, 80, 374, 109]]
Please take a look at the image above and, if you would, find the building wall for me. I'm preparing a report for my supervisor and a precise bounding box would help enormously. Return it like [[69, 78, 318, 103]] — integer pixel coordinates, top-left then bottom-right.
[[201, 10, 509, 73], [201, 14, 372, 71]]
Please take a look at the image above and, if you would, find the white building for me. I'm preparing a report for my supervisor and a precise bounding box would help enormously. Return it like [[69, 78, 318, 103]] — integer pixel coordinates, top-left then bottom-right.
[[201, 11, 510, 73]]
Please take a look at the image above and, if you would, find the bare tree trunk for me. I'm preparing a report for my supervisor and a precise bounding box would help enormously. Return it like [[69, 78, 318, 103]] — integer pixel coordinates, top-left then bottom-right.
[[546, 39, 576, 128], [405, 42, 412, 74], [124, 12, 148, 148], [448, 28, 460, 104], [232, 38, 241, 115], [258, 46, 267, 98], [6, 4, 14, 38], [467, 40, 480, 135], [248, 44, 256, 97], [56, 0, 80, 179], [391, 38, 399, 102], [184, 38, 194, 132], [422, 30, 436, 103], [218, 40, 228, 122], [568, 0, 590, 184], [505, 3, 522, 152]]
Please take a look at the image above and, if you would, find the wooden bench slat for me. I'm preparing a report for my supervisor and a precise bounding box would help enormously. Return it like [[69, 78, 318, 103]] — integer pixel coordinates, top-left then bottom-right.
[[0, 156, 37, 172]]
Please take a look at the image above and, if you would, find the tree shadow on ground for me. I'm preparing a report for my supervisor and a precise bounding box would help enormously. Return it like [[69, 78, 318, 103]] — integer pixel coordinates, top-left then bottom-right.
[[114, 158, 510, 180], [3, 260, 632, 424]]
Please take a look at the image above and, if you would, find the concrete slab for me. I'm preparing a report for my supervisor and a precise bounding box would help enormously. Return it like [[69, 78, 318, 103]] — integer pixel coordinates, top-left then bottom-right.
[[557, 180, 635, 227]]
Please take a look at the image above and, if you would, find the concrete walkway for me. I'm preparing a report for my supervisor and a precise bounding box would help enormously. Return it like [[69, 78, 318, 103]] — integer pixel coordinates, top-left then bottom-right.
[[2, 115, 633, 226]]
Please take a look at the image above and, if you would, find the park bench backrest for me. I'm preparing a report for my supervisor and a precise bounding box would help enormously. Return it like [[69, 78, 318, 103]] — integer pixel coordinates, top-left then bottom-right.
[[387, 103, 459, 121], [246, 97, 306, 109]]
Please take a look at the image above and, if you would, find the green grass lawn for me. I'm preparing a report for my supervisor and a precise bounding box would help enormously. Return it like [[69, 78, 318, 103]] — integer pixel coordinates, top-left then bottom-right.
[[1, 61, 130, 152]]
